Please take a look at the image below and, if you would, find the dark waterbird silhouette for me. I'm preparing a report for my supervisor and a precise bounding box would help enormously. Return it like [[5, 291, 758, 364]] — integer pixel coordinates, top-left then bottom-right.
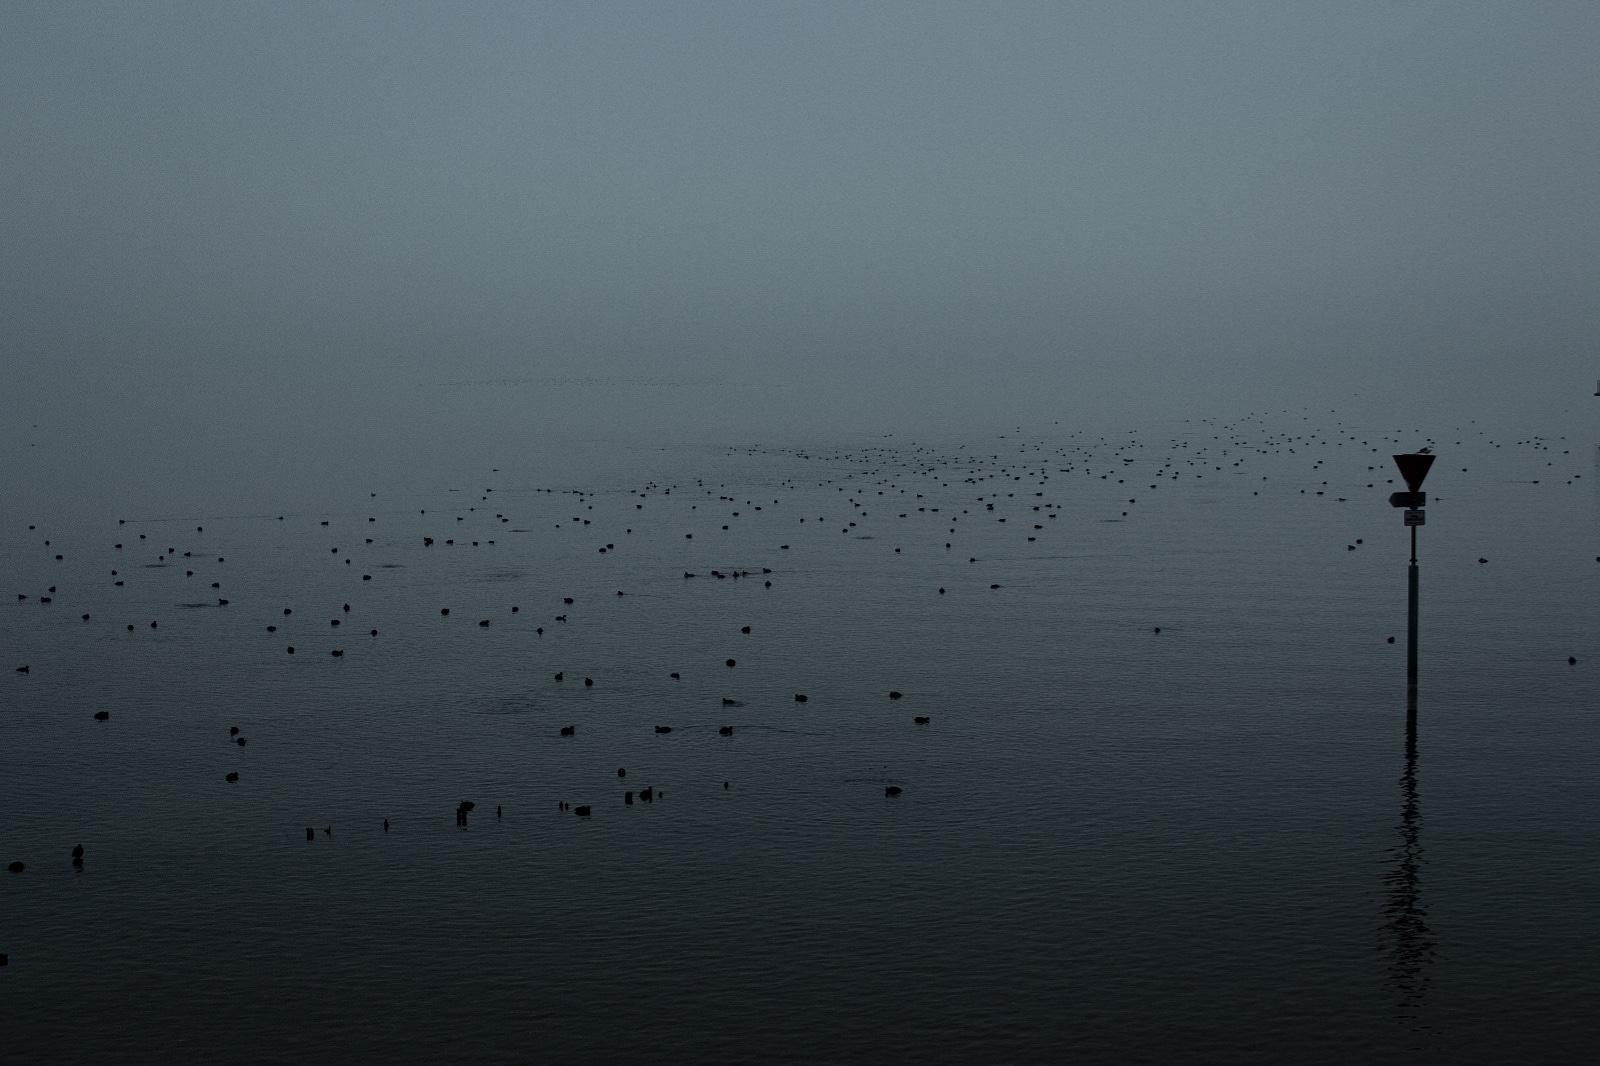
[[884, 786, 903, 796], [93, 711, 109, 720]]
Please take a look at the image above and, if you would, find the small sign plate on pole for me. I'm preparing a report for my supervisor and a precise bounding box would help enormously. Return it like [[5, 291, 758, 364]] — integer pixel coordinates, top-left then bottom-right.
[[1404, 509, 1426, 526]]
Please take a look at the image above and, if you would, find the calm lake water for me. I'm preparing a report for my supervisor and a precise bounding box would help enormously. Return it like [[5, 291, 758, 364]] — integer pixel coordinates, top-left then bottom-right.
[[4, 399, 1597, 1063]]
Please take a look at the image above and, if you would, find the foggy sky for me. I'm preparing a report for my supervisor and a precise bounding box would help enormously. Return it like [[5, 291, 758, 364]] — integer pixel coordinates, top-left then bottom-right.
[[4, 2, 1598, 514]]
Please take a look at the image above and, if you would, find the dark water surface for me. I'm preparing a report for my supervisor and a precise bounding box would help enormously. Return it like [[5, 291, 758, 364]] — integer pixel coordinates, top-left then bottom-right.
[[4, 410, 1597, 1063]]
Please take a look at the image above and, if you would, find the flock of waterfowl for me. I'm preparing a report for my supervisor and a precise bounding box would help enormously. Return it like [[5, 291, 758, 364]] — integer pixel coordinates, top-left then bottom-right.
[[4, 411, 1591, 895]]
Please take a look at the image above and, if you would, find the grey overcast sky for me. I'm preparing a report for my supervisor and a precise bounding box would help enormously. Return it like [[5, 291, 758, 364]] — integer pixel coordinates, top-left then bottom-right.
[[3, 1, 1598, 494]]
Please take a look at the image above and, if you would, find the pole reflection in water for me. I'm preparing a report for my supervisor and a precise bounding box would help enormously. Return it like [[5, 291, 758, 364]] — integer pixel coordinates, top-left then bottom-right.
[[1383, 705, 1435, 1031]]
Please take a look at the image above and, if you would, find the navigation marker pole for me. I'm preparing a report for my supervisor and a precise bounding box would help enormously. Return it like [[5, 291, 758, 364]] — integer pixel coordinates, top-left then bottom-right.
[[1408, 517, 1419, 691], [1390, 452, 1436, 712]]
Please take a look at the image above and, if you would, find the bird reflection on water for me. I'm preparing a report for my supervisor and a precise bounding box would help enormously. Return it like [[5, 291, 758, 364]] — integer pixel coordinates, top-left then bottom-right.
[[1383, 706, 1435, 1035]]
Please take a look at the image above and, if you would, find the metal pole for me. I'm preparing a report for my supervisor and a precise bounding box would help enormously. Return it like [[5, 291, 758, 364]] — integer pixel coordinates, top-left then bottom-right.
[[1407, 524, 1419, 698], [1392, 453, 1432, 724]]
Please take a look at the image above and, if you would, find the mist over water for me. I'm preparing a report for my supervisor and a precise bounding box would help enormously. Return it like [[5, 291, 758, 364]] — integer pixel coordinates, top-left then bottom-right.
[[5, 2, 1598, 473], [7, 367, 1595, 526], [5, 3, 1600, 1061]]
